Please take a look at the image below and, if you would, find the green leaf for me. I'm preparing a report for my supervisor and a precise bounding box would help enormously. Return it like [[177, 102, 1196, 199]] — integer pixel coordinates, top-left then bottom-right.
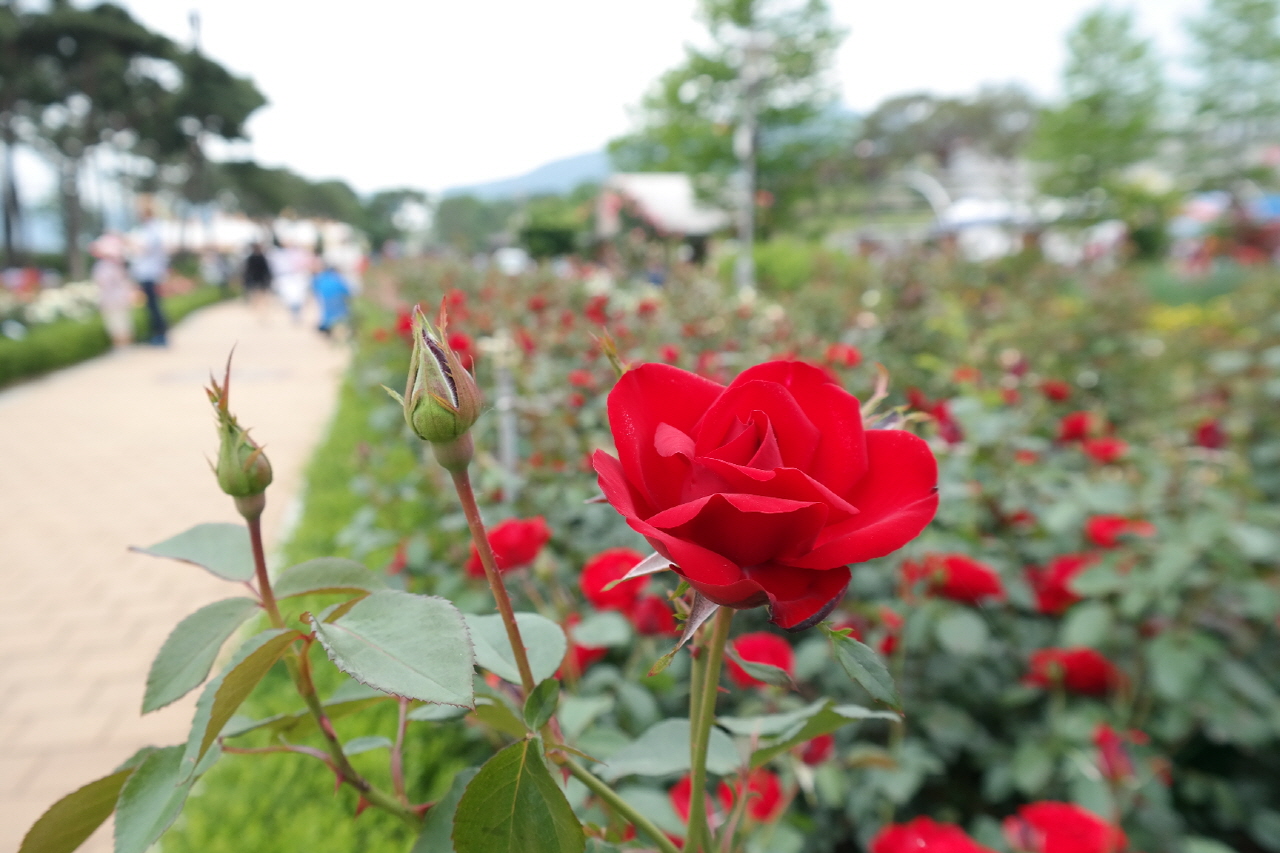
[[570, 611, 632, 647], [934, 610, 989, 656], [18, 767, 133, 853], [749, 702, 898, 769], [181, 629, 298, 775], [464, 612, 566, 685], [313, 590, 474, 707], [1011, 740, 1054, 795], [524, 678, 560, 731], [343, 735, 394, 755], [594, 718, 737, 781], [132, 523, 254, 582], [720, 700, 831, 737], [558, 694, 615, 740], [1183, 839, 1239, 853], [725, 648, 797, 688], [142, 597, 260, 713], [1059, 601, 1112, 649], [113, 744, 212, 853], [453, 740, 586, 853], [413, 768, 479, 853], [473, 698, 530, 738], [273, 557, 388, 599], [409, 702, 470, 722], [825, 625, 900, 709]]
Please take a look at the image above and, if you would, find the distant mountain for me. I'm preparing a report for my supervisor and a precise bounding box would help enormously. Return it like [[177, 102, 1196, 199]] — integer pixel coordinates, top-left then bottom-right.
[[444, 151, 611, 200]]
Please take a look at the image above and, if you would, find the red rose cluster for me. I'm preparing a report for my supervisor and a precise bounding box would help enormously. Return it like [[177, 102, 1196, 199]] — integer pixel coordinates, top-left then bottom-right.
[[594, 361, 939, 630], [578, 548, 678, 637]]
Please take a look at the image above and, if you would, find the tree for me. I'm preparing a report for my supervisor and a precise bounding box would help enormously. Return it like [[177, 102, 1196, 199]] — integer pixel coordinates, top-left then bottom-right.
[[608, 0, 845, 231], [1031, 6, 1164, 198], [1186, 0, 1280, 184], [362, 188, 429, 253], [433, 194, 515, 255]]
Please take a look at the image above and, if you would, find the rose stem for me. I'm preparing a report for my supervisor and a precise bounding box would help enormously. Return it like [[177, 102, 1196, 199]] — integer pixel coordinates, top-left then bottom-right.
[[449, 467, 537, 694], [240, 501, 421, 829], [686, 606, 734, 853], [562, 757, 681, 853], [392, 697, 410, 804]]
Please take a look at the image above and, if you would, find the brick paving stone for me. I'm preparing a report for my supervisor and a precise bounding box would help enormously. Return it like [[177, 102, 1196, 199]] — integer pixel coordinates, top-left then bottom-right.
[[0, 300, 348, 853]]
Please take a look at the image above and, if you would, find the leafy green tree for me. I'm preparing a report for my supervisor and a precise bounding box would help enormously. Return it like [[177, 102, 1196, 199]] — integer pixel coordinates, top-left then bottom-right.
[[608, 0, 844, 230], [1031, 6, 1164, 198], [433, 194, 514, 255], [1186, 0, 1280, 184], [362, 188, 428, 253]]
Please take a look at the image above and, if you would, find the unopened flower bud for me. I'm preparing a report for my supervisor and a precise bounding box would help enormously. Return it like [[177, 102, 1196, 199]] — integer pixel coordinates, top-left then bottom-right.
[[206, 355, 273, 500], [385, 303, 482, 469]]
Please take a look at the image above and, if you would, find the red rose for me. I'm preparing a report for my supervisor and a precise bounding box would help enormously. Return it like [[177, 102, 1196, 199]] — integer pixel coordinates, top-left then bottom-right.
[[559, 613, 607, 677], [669, 774, 725, 823], [594, 361, 939, 629], [1003, 802, 1127, 853], [1084, 515, 1155, 549], [1082, 437, 1127, 464], [584, 294, 610, 325], [1094, 723, 1136, 783], [630, 594, 678, 636], [1194, 418, 1225, 449], [799, 733, 835, 765], [579, 548, 648, 611], [1026, 648, 1120, 696], [824, 342, 862, 369], [904, 554, 1005, 604], [878, 606, 904, 656], [465, 517, 550, 577], [1058, 411, 1101, 442], [726, 631, 795, 688], [1027, 554, 1096, 615], [1041, 379, 1072, 402], [568, 369, 596, 390], [872, 816, 996, 853], [720, 768, 786, 822], [447, 331, 475, 372], [659, 344, 681, 364]]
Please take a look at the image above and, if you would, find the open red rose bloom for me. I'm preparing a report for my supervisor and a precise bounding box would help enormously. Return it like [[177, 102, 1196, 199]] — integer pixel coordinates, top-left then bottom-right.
[[593, 361, 939, 630]]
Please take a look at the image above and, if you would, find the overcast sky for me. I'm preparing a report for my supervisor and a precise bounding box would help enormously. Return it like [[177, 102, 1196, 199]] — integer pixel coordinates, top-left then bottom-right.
[[80, 1, 1210, 195]]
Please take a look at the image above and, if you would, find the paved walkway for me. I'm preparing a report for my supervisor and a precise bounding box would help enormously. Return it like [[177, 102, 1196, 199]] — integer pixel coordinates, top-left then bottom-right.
[[0, 299, 349, 852]]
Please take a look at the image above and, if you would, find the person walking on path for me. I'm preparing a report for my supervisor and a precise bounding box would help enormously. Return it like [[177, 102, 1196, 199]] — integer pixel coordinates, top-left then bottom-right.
[[242, 241, 273, 315], [90, 233, 133, 348], [129, 201, 170, 346], [270, 240, 313, 324], [312, 263, 352, 336]]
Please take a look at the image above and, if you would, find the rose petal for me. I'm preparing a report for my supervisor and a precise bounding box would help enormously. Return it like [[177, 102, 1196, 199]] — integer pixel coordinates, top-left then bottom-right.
[[742, 563, 852, 631], [693, 380, 818, 471], [627, 517, 750, 588], [727, 361, 868, 494], [646, 493, 829, 568], [786, 430, 939, 569], [593, 450, 656, 520], [608, 364, 724, 509], [693, 458, 859, 521], [655, 422, 695, 459]]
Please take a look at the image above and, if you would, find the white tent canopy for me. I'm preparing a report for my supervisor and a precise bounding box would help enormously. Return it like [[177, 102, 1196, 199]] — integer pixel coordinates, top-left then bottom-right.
[[597, 173, 730, 238]]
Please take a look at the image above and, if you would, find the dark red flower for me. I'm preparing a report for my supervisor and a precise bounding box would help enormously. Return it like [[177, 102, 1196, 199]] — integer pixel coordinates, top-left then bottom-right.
[[629, 594, 679, 636], [720, 768, 787, 822], [447, 331, 475, 372], [1003, 802, 1127, 853], [465, 517, 550, 577], [579, 548, 648, 611], [903, 554, 1005, 604], [872, 816, 996, 853], [1041, 379, 1072, 402], [1094, 724, 1136, 783], [528, 294, 549, 312], [1027, 554, 1096, 615], [594, 361, 939, 630], [1082, 437, 1127, 464], [1058, 411, 1102, 442], [726, 632, 795, 688], [659, 344, 681, 364], [1084, 516, 1155, 549], [824, 342, 862, 369], [1026, 648, 1120, 696], [1194, 418, 1225, 449], [799, 733, 835, 765], [584, 294, 610, 325]]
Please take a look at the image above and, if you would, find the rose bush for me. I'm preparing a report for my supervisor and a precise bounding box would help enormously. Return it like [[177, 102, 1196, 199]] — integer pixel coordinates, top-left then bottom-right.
[[593, 360, 939, 629]]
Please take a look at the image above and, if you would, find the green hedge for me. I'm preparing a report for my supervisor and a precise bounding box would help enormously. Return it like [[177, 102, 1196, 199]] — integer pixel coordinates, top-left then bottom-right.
[[0, 286, 231, 388]]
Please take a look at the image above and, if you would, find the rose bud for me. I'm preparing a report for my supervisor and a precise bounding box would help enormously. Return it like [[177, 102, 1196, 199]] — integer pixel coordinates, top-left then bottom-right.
[[206, 356, 273, 509], [799, 733, 836, 765], [593, 361, 938, 630], [1026, 648, 1121, 696], [388, 304, 481, 470], [1026, 553, 1096, 615], [630, 594, 679, 636]]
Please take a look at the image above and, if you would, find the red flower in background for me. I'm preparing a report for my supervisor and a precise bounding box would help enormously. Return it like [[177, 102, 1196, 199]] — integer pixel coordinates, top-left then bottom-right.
[[726, 632, 795, 688], [447, 331, 475, 371], [1003, 802, 1127, 853], [1041, 379, 1072, 401], [568, 369, 596, 390], [629, 594, 678, 636], [721, 768, 787, 822], [1027, 648, 1120, 696], [1094, 723, 1140, 783], [1027, 554, 1096, 615], [659, 344, 681, 364], [1194, 418, 1226, 449], [799, 733, 836, 765], [1082, 437, 1127, 464], [824, 342, 862, 368], [1058, 411, 1102, 442], [584, 294, 610, 325], [579, 548, 648, 611], [528, 294, 549, 312], [395, 307, 415, 342], [465, 517, 550, 577], [1085, 515, 1155, 549], [560, 613, 607, 675], [594, 361, 939, 630], [903, 554, 1005, 604], [872, 816, 996, 853], [879, 607, 904, 655], [907, 388, 964, 444]]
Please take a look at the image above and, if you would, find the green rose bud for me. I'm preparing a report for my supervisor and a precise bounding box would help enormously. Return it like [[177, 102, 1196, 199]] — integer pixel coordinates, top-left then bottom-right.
[[385, 303, 482, 470], [206, 355, 273, 501]]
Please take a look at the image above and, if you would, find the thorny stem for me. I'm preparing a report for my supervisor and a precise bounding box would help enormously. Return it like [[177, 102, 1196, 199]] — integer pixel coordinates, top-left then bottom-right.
[[392, 697, 410, 804], [686, 607, 734, 853], [561, 757, 681, 853], [241, 507, 421, 830], [449, 467, 537, 694]]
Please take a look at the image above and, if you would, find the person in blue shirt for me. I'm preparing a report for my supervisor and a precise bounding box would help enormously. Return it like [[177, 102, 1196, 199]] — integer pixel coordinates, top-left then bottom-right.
[[312, 264, 351, 337]]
